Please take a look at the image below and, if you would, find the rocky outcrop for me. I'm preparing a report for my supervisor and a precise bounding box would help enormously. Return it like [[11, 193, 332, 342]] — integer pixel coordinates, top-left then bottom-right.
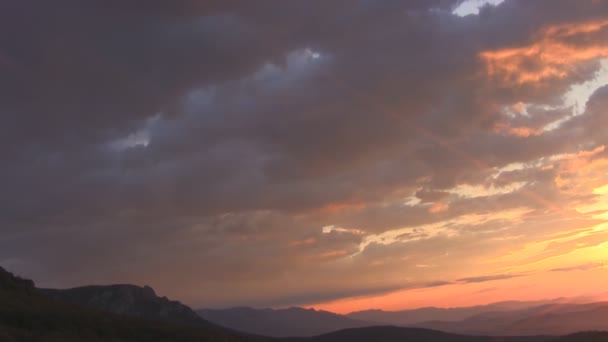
[[44, 284, 205, 325]]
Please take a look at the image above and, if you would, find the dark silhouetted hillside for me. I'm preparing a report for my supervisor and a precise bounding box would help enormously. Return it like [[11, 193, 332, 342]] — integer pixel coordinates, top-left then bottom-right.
[[2, 265, 606, 342], [44, 284, 204, 325], [0, 266, 269, 341], [284, 326, 552, 342], [198, 306, 374, 337], [552, 332, 608, 342]]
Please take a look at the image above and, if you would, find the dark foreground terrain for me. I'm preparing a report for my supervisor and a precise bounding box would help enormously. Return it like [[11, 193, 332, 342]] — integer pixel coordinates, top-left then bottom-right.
[[2, 266, 608, 342], [0, 266, 266, 342]]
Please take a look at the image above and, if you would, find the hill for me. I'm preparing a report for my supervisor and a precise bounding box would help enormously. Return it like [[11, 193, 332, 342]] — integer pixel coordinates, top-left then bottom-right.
[[414, 302, 608, 336], [0, 266, 269, 341], [2, 265, 607, 342], [44, 284, 204, 326], [285, 326, 551, 342], [198, 307, 373, 337], [552, 332, 608, 342], [347, 300, 561, 326]]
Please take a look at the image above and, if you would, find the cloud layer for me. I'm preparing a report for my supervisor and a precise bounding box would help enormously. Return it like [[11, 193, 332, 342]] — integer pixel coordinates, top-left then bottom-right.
[[1, 0, 608, 309]]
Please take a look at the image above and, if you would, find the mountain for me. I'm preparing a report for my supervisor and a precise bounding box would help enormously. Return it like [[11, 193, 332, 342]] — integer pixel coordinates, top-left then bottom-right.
[[414, 302, 608, 336], [2, 265, 607, 342], [44, 284, 204, 325], [0, 266, 268, 341], [198, 306, 374, 337], [347, 300, 563, 326], [553, 332, 608, 342], [285, 326, 552, 342]]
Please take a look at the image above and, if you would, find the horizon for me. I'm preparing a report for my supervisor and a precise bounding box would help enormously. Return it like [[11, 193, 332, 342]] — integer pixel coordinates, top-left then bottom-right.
[[2, 0, 608, 316], [11, 262, 608, 314]]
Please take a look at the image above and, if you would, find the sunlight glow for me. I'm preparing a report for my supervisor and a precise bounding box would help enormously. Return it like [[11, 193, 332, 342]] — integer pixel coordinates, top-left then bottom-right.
[[593, 184, 608, 195], [448, 182, 527, 199]]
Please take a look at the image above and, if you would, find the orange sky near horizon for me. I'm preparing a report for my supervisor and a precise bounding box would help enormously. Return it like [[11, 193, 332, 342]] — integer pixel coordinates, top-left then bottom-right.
[[308, 264, 608, 314], [296, 15, 608, 314], [303, 149, 608, 313]]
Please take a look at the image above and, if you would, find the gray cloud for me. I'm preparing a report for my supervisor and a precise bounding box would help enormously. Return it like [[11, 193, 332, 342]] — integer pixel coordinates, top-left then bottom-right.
[[457, 273, 526, 284], [550, 262, 607, 273], [1, 0, 608, 309]]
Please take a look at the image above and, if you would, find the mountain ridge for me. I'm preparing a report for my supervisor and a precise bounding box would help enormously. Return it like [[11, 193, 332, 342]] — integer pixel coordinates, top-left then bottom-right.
[[346, 299, 577, 325], [43, 283, 206, 326], [2, 265, 608, 341], [198, 306, 374, 337], [413, 302, 608, 336], [0, 265, 268, 341]]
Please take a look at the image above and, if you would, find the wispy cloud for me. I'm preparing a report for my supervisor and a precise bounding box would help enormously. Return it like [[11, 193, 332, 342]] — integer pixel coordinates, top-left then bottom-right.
[[456, 273, 527, 284], [550, 262, 608, 273]]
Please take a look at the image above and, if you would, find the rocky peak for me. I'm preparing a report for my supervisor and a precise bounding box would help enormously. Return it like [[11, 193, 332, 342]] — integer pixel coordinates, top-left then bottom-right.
[[44, 283, 205, 325]]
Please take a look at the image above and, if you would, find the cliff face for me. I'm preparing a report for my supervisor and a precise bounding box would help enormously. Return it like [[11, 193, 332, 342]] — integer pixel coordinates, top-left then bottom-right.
[[44, 284, 205, 325], [0, 266, 35, 292]]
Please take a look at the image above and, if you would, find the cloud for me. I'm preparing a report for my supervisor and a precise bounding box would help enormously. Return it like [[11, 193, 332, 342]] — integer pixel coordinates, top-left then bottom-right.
[[456, 273, 526, 284], [550, 262, 607, 272], [1, 0, 608, 309]]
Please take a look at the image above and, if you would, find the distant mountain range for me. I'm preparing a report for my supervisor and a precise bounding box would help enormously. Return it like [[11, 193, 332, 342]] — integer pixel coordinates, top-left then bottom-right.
[[2, 265, 608, 341], [198, 306, 373, 337], [347, 300, 561, 325], [283, 326, 550, 342], [414, 301, 608, 336], [200, 299, 608, 338]]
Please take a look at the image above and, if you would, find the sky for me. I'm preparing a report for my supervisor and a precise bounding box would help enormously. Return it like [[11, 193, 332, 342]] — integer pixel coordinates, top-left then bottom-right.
[[1, 0, 608, 313]]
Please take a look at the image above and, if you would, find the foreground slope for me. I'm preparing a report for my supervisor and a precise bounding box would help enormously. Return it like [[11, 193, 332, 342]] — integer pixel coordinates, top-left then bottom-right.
[[0, 266, 267, 342], [289, 327, 608, 342], [552, 332, 608, 342], [285, 326, 552, 342], [198, 307, 373, 337], [2, 266, 607, 342]]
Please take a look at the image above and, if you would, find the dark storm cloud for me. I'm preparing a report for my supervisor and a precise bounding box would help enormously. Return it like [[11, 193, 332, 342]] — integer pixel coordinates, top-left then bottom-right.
[[2, 0, 608, 308], [4, 0, 606, 224], [2, 0, 474, 223], [0, 0, 462, 152]]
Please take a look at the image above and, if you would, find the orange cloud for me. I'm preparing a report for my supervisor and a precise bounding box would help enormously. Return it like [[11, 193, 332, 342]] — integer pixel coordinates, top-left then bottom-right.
[[428, 202, 449, 213], [541, 19, 608, 38], [311, 249, 349, 260], [288, 237, 317, 247], [319, 201, 366, 214], [480, 19, 608, 86], [511, 101, 527, 114], [553, 145, 608, 194], [493, 122, 543, 137]]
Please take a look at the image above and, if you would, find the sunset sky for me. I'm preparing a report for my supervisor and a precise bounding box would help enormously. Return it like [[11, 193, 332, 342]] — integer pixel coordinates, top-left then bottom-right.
[[1, 0, 608, 313]]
